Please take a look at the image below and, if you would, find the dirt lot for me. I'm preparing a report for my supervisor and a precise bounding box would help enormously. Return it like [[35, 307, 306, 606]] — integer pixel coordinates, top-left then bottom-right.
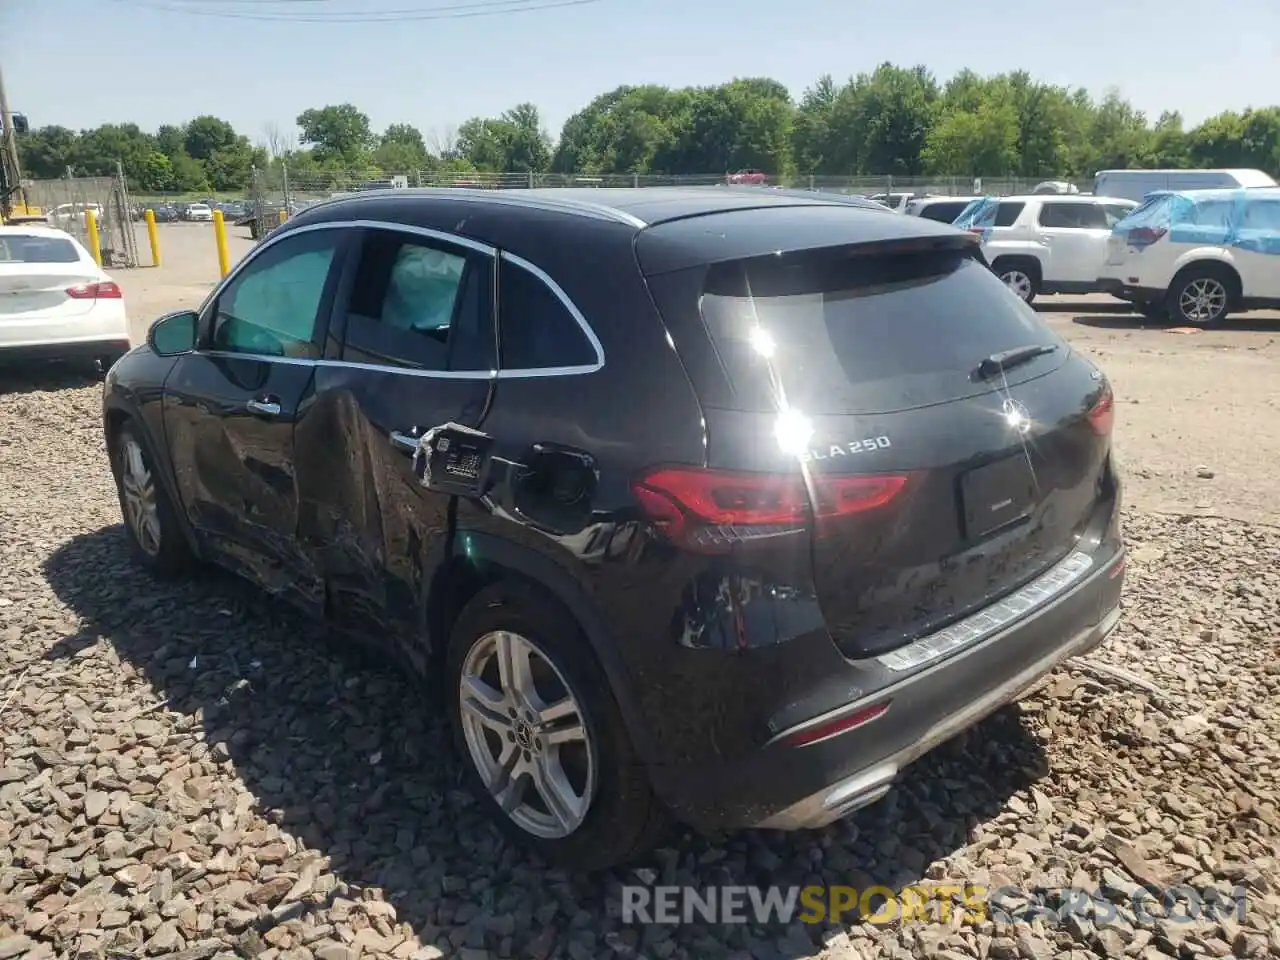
[[0, 227, 1278, 960]]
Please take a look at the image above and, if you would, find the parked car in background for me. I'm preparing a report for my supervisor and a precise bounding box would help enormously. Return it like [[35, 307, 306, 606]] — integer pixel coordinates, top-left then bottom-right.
[[953, 195, 1138, 303], [904, 196, 984, 223], [1098, 187, 1280, 326], [1032, 181, 1082, 195], [727, 169, 767, 185], [47, 202, 105, 228], [0, 225, 131, 373], [1093, 168, 1275, 204], [103, 186, 1123, 870], [868, 192, 923, 213], [185, 203, 214, 222]]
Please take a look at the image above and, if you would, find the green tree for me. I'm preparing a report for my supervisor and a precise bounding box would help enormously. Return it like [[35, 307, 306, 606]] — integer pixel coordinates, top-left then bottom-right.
[[155, 124, 187, 158], [458, 104, 551, 173], [374, 123, 429, 171], [922, 96, 1020, 176], [296, 104, 374, 167], [183, 116, 239, 161], [17, 125, 78, 178]]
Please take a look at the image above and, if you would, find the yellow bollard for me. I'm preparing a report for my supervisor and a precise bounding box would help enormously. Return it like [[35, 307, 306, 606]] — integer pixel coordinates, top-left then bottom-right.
[[144, 209, 161, 267], [213, 210, 231, 277], [278, 208, 288, 225], [85, 209, 103, 266]]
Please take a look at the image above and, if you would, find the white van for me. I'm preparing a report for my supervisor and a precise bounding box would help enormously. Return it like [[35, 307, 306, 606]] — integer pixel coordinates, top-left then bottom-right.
[[1093, 168, 1276, 203]]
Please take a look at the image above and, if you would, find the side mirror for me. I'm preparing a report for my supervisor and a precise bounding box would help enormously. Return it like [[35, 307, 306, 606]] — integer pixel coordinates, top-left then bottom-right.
[[147, 310, 198, 357]]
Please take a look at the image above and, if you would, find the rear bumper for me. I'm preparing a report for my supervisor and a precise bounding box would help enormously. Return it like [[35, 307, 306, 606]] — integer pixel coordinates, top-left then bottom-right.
[[652, 546, 1125, 832], [0, 337, 133, 366]]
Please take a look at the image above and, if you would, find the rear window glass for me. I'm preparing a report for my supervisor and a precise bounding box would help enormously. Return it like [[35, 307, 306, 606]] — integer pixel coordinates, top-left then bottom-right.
[[0, 235, 81, 264], [697, 249, 1061, 415]]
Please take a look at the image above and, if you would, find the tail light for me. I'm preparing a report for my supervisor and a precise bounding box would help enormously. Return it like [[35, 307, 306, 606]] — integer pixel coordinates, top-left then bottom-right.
[[1088, 384, 1114, 436], [66, 281, 122, 299], [966, 227, 987, 235], [1126, 227, 1166, 246], [632, 466, 908, 553]]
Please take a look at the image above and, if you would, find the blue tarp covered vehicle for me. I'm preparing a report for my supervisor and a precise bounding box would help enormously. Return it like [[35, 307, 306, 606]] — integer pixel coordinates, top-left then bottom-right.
[[1109, 187, 1280, 256]]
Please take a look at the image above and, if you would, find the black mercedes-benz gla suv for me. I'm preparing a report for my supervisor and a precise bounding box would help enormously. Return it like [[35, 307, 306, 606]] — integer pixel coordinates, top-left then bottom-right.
[[102, 187, 1125, 870]]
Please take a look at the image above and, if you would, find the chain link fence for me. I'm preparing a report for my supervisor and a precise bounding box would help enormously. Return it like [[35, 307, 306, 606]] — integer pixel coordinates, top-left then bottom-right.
[[19, 174, 142, 267], [228, 166, 1096, 243]]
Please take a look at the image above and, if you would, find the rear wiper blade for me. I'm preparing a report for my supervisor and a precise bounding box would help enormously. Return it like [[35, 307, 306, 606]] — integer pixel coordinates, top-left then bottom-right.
[[975, 344, 1058, 380]]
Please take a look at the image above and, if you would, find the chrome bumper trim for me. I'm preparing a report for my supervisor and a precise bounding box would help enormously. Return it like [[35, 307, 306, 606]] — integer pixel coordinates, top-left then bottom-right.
[[754, 603, 1122, 831]]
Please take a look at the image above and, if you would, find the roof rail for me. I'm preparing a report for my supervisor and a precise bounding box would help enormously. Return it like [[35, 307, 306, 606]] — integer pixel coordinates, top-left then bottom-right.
[[292, 187, 646, 228]]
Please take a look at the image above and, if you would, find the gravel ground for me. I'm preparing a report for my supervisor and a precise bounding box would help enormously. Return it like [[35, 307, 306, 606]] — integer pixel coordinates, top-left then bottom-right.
[[2, 360, 1279, 960]]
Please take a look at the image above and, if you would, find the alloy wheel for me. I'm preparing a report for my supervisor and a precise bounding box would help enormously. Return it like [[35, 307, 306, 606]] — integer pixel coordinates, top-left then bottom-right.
[[1001, 269, 1034, 302], [1178, 278, 1227, 324], [120, 436, 161, 556], [458, 630, 596, 839]]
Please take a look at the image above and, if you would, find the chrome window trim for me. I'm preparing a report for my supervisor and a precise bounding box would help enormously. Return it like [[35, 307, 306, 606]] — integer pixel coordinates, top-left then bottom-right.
[[497, 250, 606, 377], [192, 218, 606, 380], [198, 218, 496, 314]]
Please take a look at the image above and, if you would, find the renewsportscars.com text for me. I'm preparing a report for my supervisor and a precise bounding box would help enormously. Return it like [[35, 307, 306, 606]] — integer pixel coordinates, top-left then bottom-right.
[[621, 884, 1250, 926]]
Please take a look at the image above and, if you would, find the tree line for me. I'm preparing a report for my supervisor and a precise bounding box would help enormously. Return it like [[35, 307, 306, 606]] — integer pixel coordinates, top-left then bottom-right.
[[17, 64, 1280, 193]]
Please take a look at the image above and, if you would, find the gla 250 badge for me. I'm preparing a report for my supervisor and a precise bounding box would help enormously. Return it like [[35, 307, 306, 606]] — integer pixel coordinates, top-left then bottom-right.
[[801, 436, 892, 463]]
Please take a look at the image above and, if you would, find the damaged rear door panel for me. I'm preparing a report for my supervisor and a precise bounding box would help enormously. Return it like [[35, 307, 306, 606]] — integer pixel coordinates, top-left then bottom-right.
[[298, 225, 497, 658]]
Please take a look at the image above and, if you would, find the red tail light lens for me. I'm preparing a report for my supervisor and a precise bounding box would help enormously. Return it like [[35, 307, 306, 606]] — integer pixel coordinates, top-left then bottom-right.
[[633, 467, 908, 552], [66, 281, 123, 299], [966, 226, 987, 235], [1088, 385, 1114, 436], [1127, 226, 1167, 246], [782, 701, 891, 748]]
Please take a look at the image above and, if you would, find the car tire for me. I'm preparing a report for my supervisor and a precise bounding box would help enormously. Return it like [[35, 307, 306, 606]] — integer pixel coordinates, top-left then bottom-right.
[[109, 421, 196, 578], [446, 580, 666, 871], [992, 258, 1041, 305], [1166, 265, 1236, 328]]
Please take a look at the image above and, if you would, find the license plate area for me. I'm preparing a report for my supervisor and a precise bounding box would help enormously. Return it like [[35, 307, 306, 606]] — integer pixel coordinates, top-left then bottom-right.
[[960, 454, 1038, 539]]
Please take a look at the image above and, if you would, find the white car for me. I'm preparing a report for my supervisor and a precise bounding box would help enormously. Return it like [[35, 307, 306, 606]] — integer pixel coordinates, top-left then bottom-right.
[[903, 196, 984, 223], [48, 202, 105, 226], [186, 203, 214, 222], [1098, 187, 1280, 326], [955, 194, 1138, 303], [0, 226, 131, 373], [867, 192, 923, 213]]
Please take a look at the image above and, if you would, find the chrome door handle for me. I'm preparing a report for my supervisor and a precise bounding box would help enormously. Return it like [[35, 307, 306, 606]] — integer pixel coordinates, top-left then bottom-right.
[[246, 399, 281, 417], [390, 430, 420, 454]]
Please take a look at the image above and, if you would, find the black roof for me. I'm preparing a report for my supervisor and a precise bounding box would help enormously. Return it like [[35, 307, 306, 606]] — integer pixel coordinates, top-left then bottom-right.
[[287, 186, 976, 275], [296, 186, 893, 229]]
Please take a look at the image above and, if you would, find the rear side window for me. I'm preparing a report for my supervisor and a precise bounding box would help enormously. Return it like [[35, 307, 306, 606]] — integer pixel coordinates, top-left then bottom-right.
[[342, 230, 493, 372], [918, 201, 971, 223], [1038, 203, 1109, 229], [1239, 200, 1280, 230], [0, 235, 80, 263], [498, 256, 597, 371], [1187, 200, 1234, 229], [694, 248, 1060, 415], [993, 202, 1024, 227]]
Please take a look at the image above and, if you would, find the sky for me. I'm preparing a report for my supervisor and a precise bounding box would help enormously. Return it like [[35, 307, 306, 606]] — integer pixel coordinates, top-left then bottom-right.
[[5, 0, 1279, 145]]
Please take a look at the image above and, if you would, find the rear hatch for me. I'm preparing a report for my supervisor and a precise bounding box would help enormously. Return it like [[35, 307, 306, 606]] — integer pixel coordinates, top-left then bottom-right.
[[0, 234, 100, 319], [642, 232, 1116, 659]]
